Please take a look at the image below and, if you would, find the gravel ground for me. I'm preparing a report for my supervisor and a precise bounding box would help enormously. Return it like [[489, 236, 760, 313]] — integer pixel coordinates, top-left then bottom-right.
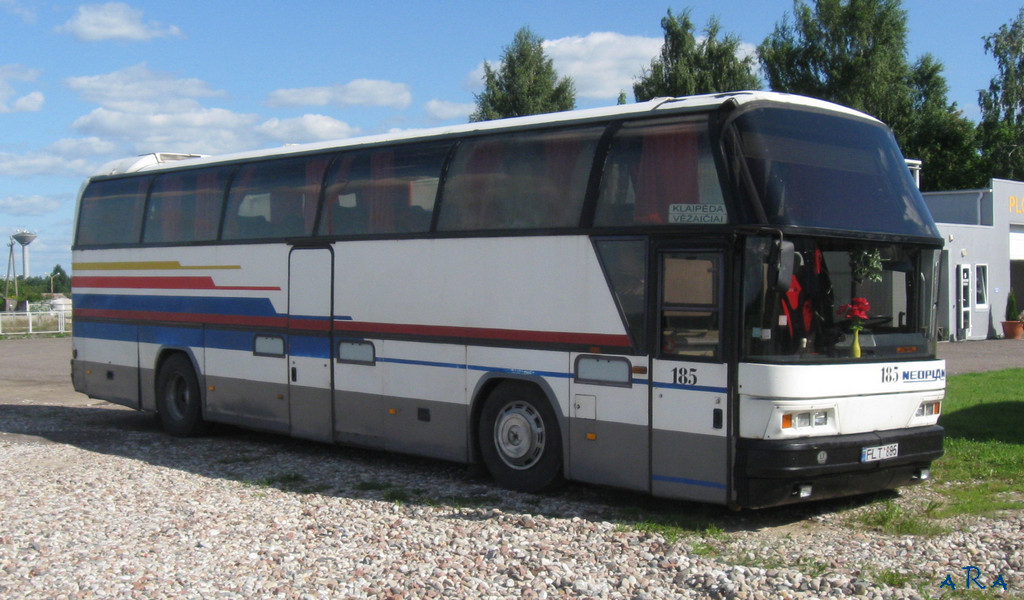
[[0, 338, 1021, 599]]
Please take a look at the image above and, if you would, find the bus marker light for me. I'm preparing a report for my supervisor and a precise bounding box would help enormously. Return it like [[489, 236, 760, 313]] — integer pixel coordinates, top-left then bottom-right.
[[586, 433, 597, 441], [632, 366, 648, 375], [388, 408, 397, 415], [208, 385, 215, 391], [782, 413, 793, 429]]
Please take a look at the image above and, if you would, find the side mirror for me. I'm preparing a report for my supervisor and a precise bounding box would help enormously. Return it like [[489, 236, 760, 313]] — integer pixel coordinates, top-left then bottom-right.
[[770, 240, 795, 292]]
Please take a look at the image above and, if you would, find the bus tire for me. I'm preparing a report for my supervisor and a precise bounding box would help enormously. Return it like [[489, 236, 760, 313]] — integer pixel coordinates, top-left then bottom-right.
[[479, 380, 563, 493], [156, 354, 210, 437]]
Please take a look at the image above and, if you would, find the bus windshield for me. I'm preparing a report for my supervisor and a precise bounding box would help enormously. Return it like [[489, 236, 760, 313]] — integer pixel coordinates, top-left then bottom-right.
[[742, 237, 940, 362], [729, 106, 939, 238]]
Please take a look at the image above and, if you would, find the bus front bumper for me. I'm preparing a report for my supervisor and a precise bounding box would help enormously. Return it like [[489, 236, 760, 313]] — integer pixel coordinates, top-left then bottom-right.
[[735, 425, 943, 509]]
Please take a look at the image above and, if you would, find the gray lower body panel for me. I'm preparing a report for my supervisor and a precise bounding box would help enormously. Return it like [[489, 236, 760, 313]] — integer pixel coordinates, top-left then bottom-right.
[[569, 418, 649, 492], [651, 429, 728, 504], [72, 359, 140, 410]]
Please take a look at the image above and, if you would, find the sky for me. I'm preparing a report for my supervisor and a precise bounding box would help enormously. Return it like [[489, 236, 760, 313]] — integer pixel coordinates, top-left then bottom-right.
[[0, 0, 1020, 276]]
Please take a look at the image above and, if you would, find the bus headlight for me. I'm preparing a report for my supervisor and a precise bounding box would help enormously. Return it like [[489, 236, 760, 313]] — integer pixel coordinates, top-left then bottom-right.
[[782, 410, 830, 430]]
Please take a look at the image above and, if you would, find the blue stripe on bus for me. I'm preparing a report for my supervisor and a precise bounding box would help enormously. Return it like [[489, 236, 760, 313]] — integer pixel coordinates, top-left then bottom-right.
[[75, 320, 138, 341], [652, 382, 728, 394], [76, 293, 281, 317], [289, 334, 331, 359], [377, 356, 573, 380], [79, 324, 661, 382], [139, 325, 204, 347], [652, 474, 727, 489]]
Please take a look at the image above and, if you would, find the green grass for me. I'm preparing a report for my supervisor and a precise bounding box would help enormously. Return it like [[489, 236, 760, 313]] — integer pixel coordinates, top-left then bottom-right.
[[854, 499, 948, 536], [613, 369, 1024, 546], [242, 472, 329, 494], [932, 369, 1024, 517], [612, 501, 729, 545]]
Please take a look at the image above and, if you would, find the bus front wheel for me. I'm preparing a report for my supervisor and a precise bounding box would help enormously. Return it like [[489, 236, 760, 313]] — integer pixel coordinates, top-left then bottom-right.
[[479, 381, 563, 493], [156, 354, 210, 437]]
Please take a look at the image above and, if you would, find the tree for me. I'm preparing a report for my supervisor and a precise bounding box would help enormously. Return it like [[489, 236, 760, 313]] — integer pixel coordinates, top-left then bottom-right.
[[978, 8, 1024, 181], [470, 27, 575, 122], [759, 0, 980, 191], [904, 54, 984, 190], [634, 9, 760, 101], [759, 0, 914, 136]]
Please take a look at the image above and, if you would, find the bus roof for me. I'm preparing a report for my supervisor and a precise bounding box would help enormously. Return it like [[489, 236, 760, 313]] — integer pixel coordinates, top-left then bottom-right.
[[91, 91, 879, 178]]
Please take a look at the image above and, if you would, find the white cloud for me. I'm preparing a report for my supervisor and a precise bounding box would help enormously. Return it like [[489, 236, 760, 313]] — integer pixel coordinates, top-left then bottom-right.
[[258, 115, 359, 143], [544, 32, 663, 100], [72, 105, 261, 155], [424, 99, 474, 121], [64, 64, 223, 113], [62, 64, 263, 155], [0, 64, 44, 113], [48, 136, 121, 157], [0, 0, 36, 22], [464, 32, 662, 102], [0, 136, 121, 178], [0, 151, 98, 178], [10, 91, 44, 112], [0, 195, 62, 216], [267, 79, 412, 110], [56, 2, 182, 42]]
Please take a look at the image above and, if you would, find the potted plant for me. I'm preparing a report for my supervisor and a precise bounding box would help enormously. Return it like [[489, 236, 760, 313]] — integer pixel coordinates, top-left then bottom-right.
[[1002, 289, 1023, 340]]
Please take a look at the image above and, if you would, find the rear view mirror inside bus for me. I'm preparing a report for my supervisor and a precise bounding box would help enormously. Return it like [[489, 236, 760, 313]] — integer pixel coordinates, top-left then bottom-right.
[[770, 239, 796, 292]]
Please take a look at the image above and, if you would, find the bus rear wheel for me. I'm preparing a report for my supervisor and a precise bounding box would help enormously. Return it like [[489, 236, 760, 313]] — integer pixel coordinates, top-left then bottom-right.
[[479, 381, 563, 493], [156, 354, 210, 437]]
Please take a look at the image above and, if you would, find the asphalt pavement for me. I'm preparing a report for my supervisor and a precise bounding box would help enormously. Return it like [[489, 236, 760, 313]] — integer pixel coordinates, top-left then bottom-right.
[[937, 338, 1024, 375]]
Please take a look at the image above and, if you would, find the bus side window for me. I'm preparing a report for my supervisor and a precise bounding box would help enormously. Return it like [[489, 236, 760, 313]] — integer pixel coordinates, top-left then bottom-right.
[[595, 118, 726, 228], [144, 167, 229, 244], [222, 156, 328, 241], [76, 177, 151, 246], [438, 127, 602, 231], [319, 143, 448, 236]]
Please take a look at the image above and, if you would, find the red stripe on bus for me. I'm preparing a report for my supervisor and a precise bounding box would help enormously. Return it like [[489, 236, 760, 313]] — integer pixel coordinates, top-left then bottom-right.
[[73, 276, 280, 291], [75, 309, 629, 347], [75, 308, 289, 329]]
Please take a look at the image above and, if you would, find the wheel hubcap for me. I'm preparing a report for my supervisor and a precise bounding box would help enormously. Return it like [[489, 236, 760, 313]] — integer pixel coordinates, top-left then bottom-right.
[[165, 374, 190, 420], [493, 401, 545, 470]]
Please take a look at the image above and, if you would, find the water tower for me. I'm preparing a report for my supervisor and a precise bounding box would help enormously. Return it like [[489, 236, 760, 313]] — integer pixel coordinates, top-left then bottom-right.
[[12, 231, 36, 279]]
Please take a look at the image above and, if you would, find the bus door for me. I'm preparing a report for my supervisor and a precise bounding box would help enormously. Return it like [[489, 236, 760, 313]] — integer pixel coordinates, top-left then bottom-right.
[[287, 246, 334, 442], [649, 250, 729, 503]]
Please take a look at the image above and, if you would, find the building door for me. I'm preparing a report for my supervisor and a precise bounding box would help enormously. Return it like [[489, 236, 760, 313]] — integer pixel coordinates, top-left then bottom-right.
[[956, 264, 972, 340]]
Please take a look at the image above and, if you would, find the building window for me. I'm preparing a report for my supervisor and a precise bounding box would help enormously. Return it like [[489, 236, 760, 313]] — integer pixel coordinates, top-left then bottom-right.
[[976, 264, 989, 308]]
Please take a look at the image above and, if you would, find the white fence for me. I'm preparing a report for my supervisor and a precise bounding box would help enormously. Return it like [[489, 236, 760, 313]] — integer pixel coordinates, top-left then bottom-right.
[[0, 310, 71, 335]]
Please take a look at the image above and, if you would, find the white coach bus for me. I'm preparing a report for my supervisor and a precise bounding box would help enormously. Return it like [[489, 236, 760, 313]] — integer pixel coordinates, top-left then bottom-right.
[[71, 92, 944, 508]]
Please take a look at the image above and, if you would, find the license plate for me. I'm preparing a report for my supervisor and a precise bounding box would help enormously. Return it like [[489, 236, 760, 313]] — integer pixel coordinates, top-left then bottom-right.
[[861, 442, 899, 462]]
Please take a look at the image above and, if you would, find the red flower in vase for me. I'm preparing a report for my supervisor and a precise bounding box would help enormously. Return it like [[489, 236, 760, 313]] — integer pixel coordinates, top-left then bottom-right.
[[838, 297, 871, 331]]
